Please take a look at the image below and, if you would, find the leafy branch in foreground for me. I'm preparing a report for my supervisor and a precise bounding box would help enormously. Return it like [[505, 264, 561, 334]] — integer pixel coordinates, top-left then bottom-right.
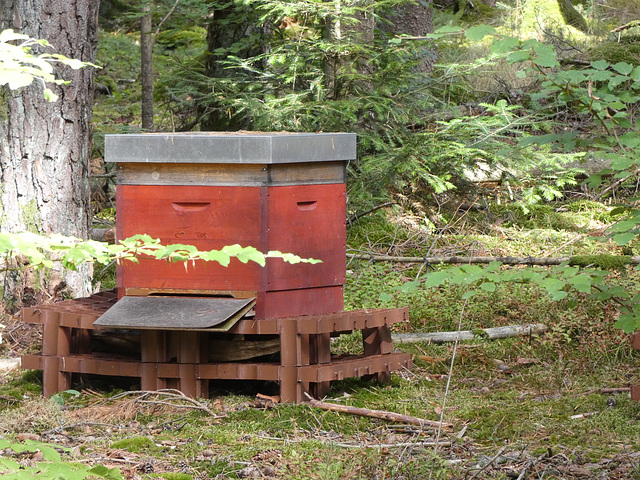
[[384, 261, 640, 332], [380, 29, 640, 333], [0, 28, 97, 101], [0, 438, 123, 479], [0, 232, 320, 344], [0, 232, 321, 273]]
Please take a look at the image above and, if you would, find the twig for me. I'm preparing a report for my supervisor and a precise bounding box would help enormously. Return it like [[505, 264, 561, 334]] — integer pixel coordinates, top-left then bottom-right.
[[333, 440, 452, 449], [611, 20, 640, 33], [106, 389, 220, 417], [517, 452, 547, 480], [154, 0, 181, 43], [469, 445, 508, 480], [430, 298, 467, 480], [574, 387, 630, 396], [348, 202, 398, 224], [43, 422, 115, 435], [303, 393, 453, 430]]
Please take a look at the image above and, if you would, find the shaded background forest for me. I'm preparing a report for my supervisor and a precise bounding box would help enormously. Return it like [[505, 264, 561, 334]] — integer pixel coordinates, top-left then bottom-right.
[[92, 0, 640, 222]]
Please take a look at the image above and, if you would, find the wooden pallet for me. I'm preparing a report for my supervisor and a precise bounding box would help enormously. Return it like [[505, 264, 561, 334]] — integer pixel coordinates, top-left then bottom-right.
[[21, 291, 412, 403]]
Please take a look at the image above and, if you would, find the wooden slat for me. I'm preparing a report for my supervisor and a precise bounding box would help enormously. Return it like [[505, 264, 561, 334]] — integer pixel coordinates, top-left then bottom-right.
[[117, 162, 345, 186]]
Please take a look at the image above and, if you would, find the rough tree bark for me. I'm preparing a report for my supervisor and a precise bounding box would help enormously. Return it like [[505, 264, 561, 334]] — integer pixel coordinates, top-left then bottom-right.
[[379, 0, 435, 73], [556, 0, 590, 33], [0, 0, 99, 300], [203, 4, 265, 131], [141, 2, 154, 131]]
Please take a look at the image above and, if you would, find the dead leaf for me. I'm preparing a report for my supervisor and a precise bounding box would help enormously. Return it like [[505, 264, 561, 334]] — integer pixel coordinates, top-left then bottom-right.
[[418, 355, 449, 363]]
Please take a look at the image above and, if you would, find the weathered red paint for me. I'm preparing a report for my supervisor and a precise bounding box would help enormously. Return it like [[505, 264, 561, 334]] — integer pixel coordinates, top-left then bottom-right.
[[116, 183, 346, 318]]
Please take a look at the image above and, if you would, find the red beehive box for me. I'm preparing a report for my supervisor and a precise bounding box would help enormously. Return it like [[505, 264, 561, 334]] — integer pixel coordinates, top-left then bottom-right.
[[105, 132, 355, 319]]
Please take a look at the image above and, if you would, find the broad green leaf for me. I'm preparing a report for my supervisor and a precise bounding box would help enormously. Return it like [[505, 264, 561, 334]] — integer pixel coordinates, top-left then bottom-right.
[[540, 277, 565, 295], [612, 62, 633, 75], [568, 274, 592, 293], [88, 464, 125, 480], [591, 59, 609, 71], [200, 250, 231, 266], [461, 290, 476, 299], [479, 282, 496, 292], [610, 155, 636, 170], [0, 70, 34, 89], [38, 463, 87, 480], [399, 280, 421, 294], [0, 29, 30, 42], [491, 36, 519, 54], [423, 270, 451, 288], [613, 233, 636, 245], [533, 52, 559, 68], [379, 293, 394, 302], [43, 88, 59, 102], [507, 50, 530, 63], [464, 25, 496, 41], [613, 313, 636, 333], [589, 70, 613, 82]]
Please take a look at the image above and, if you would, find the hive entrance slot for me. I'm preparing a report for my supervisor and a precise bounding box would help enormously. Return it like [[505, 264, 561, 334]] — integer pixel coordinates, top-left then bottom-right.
[[172, 201, 210, 215], [297, 200, 317, 211], [148, 292, 235, 299]]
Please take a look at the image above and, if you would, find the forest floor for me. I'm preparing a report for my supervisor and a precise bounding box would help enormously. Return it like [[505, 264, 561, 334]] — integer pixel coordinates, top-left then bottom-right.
[[1, 190, 640, 479]]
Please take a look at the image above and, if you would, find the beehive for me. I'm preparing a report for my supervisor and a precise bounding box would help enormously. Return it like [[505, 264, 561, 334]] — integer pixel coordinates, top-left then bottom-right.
[[107, 132, 354, 319]]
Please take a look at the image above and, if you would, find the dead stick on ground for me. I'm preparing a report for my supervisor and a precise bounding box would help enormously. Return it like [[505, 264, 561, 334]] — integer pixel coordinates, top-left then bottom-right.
[[347, 253, 640, 266], [108, 389, 220, 417], [392, 324, 547, 344], [304, 393, 453, 430], [575, 387, 630, 396], [469, 445, 508, 480]]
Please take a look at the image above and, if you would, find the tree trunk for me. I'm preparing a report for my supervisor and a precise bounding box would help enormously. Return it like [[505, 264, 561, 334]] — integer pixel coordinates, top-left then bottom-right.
[[379, 0, 435, 73], [141, 1, 154, 131], [557, 0, 590, 33], [0, 0, 99, 301], [326, 0, 376, 99], [203, 3, 265, 131]]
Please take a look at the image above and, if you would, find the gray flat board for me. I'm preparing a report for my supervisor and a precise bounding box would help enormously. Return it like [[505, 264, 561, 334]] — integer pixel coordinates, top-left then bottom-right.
[[105, 132, 356, 164], [93, 296, 255, 331]]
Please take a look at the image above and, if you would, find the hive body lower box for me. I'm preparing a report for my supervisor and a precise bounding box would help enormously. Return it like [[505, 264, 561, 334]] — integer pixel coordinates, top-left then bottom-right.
[[112, 132, 352, 319], [20, 132, 413, 402]]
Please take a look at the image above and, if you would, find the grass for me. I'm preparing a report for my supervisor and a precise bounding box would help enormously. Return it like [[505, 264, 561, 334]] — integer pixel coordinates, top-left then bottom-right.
[[1, 196, 640, 479]]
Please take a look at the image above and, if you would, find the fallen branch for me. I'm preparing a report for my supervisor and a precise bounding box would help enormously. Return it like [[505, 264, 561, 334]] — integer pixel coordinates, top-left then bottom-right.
[[347, 253, 640, 266], [392, 324, 547, 344], [469, 445, 508, 480], [611, 20, 640, 33], [575, 387, 630, 397], [348, 202, 398, 224], [43, 422, 115, 436], [107, 389, 221, 417], [304, 393, 453, 430]]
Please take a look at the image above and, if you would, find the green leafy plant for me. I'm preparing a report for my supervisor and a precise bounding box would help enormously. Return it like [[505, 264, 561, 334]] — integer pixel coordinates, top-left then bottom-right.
[[0, 439, 123, 479], [0, 28, 97, 101], [375, 29, 640, 333]]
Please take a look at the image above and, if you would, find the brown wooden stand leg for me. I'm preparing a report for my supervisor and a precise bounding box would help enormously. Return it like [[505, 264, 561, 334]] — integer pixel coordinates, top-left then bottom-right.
[[362, 326, 393, 383], [310, 333, 331, 399], [280, 320, 301, 403], [41, 311, 71, 397], [141, 330, 167, 391], [178, 331, 206, 398], [56, 326, 72, 392]]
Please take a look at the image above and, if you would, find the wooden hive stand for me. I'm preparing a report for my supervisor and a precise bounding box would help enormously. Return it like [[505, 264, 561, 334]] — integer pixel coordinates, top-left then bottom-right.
[[21, 291, 413, 403]]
